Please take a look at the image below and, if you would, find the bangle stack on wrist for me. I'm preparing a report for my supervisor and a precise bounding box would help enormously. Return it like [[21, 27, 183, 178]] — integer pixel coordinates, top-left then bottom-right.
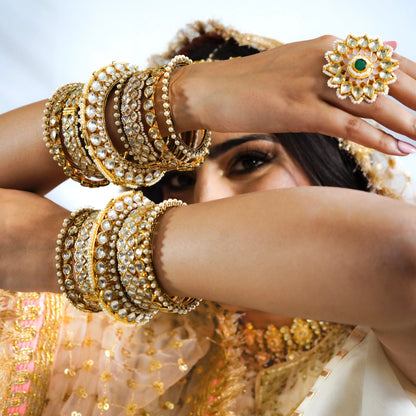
[[56, 208, 102, 312], [43, 84, 109, 187], [160, 55, 211, 165], [43, 57, 211, 188], [56, 191, 200, 325]]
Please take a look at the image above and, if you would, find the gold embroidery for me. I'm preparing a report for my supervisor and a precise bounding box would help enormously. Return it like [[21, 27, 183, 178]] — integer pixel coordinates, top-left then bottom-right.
[[2, 293, 63, 415], [64, 368, 76, 377], [76, 386, 89, 399], [163, 401, 175, 410], [178, 358, 188, 371], [126, 403, 139, 415], [82, 359, 94, 371], [127, 379, 139, 389], [320, 369, 331, 378], [189, 306, 246, 416], [255, 324, 351, 416], [100, 370, 113, 383], [150, 359, 162, 372], [153, 381, 165, 395], [97, 396, 110, 410]]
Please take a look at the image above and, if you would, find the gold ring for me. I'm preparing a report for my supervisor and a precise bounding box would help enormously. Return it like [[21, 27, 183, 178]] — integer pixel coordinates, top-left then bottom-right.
[[323, 35, 399, 103]]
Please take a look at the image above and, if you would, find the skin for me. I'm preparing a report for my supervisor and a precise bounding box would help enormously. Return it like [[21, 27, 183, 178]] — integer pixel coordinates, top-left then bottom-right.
[[170, 36, 416, 154], [159, 132, 312, 328], [0, 35, 415, 385]]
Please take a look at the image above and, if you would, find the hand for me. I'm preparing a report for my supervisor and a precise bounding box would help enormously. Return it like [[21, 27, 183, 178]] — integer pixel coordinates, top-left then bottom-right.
[[171, 35, 416, 156], [0, 188, 68, 292]]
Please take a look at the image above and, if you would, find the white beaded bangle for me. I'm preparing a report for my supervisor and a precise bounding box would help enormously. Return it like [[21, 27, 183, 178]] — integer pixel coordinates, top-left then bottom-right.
[[56, 208, 102, 312], [79, 62, 164, 188], [43, 83, 108, 187], [88, 191, 159, 325], [117, 198, 201, 314], [160, 55, 211, 165], [120, 71, 160, 165]]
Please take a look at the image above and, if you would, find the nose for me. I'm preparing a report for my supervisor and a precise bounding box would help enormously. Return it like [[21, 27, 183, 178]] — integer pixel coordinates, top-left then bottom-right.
[[193, 164, 235, 203]]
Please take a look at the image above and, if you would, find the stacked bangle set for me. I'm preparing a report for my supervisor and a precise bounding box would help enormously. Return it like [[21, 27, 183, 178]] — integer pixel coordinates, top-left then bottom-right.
[[46, 56, 208, 324]]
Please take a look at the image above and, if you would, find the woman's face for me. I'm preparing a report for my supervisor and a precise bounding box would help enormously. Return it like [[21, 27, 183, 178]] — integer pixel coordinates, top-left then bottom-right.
[[160, 132, 312, 203]]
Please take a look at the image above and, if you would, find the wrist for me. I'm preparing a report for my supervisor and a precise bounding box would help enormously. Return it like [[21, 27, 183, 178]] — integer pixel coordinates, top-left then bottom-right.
[[169, 63, 210, 133]]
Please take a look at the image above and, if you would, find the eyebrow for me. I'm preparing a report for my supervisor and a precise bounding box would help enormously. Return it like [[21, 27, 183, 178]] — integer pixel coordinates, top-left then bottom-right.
[[208, 134, 276, 160]]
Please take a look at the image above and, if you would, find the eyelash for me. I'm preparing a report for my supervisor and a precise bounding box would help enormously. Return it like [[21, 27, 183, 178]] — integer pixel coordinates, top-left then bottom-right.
[[161, 146, 277, 192], [228, 150, 275, 176]]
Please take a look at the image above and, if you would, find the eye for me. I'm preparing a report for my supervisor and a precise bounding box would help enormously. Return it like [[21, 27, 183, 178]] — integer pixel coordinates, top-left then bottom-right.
[[228, 151, 275, 175], [161, 171, 196, 191]]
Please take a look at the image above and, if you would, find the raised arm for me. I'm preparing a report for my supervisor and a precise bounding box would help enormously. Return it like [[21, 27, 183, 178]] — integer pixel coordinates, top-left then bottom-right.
[[0, 100, 66, 194], [153, 186, 416, 383], [170, 36, 416, 155]]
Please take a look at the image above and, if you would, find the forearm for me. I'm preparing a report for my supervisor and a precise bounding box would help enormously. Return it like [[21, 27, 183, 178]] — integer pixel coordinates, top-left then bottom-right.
[[0, 188, 67, 292], [0, 101, 66, 194], [154, 187, 416, 329]]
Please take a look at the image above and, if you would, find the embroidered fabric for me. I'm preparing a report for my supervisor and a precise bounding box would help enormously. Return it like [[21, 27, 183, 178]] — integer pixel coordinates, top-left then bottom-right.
[[1, 296, 415, 415]]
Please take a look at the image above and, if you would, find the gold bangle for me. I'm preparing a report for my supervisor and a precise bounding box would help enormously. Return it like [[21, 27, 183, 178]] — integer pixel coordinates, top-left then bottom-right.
[[120, 70, 159, 165], [43, 83, 109, 187], [118, 199, 201, 314], [88, 190, 159, 325], [160, 55, 211, 167], [72, 210, 102, 312], [60, 88, 107, 182], [56, 208, 101, 312], [80, 63, 165, 188]]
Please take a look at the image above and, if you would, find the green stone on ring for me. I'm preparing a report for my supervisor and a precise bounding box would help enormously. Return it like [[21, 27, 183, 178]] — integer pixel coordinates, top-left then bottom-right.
[[354, 58, 367, 72]]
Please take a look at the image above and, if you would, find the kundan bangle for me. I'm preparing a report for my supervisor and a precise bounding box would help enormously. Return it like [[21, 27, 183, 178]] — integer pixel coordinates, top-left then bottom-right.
[[118, 70, 158, 164], [72, 210, 102, 312], [56, 208, 102, 312], [160, 55, 211, 165], [56, 191, 201, 325], [80, 62, 156, 188], [117, 198, 201, 314], [88, 191, 159, 325], [43, 83, 109, 187], [46, 60, 212, 189]]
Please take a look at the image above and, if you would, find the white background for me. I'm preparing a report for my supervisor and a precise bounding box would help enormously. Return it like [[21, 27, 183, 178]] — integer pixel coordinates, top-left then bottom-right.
[[1, 0, 415, 209]]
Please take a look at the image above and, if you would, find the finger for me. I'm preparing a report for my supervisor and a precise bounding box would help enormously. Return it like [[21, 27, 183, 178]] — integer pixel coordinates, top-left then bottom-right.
[[313, 103, 410, 156], [388, 70, 416, 111], [393, 53, 416, 79], [329, 93, 416, 142], [321, 75, 416, 141]]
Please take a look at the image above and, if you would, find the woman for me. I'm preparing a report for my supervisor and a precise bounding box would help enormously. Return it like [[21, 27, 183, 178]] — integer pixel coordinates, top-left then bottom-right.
[[1, 20, 416, 415]]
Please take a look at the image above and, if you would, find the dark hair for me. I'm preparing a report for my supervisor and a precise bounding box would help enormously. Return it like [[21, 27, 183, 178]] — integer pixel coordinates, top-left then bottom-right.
[[143, 32, 370, 202]]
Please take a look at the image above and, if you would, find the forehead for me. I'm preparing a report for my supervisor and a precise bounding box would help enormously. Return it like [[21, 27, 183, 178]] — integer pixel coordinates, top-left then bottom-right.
[[210, 132, 248, 146]]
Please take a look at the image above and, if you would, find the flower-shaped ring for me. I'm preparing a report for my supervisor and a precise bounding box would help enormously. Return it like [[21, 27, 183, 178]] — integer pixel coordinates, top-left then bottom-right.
[[323, 35, 399, 104]]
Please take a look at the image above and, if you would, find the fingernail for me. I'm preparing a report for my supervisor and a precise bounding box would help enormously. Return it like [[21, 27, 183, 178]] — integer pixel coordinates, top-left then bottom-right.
[[384, 40, 397, 51], [397, 140, 416, 154]]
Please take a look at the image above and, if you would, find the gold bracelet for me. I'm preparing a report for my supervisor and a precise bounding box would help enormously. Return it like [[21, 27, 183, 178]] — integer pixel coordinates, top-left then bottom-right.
[[72, 210, 102, 312], [79, 63, 164, 188], [162, 55, 211, 169], [118, 199, 201, 314], [120, 70, 158, 164], [43, 83, 109, 187], [160, 55, 211, 167], [88, 191, 159, 325], [56, 208, 101, 312], [60, 87, 107, 182]]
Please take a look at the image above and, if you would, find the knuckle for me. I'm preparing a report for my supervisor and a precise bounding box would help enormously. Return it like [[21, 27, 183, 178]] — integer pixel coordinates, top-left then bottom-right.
[[344, 116, 362, 139], [373, 129, 395, 153], [319, 34, 338, 47], [411, 117, 416, 139]]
